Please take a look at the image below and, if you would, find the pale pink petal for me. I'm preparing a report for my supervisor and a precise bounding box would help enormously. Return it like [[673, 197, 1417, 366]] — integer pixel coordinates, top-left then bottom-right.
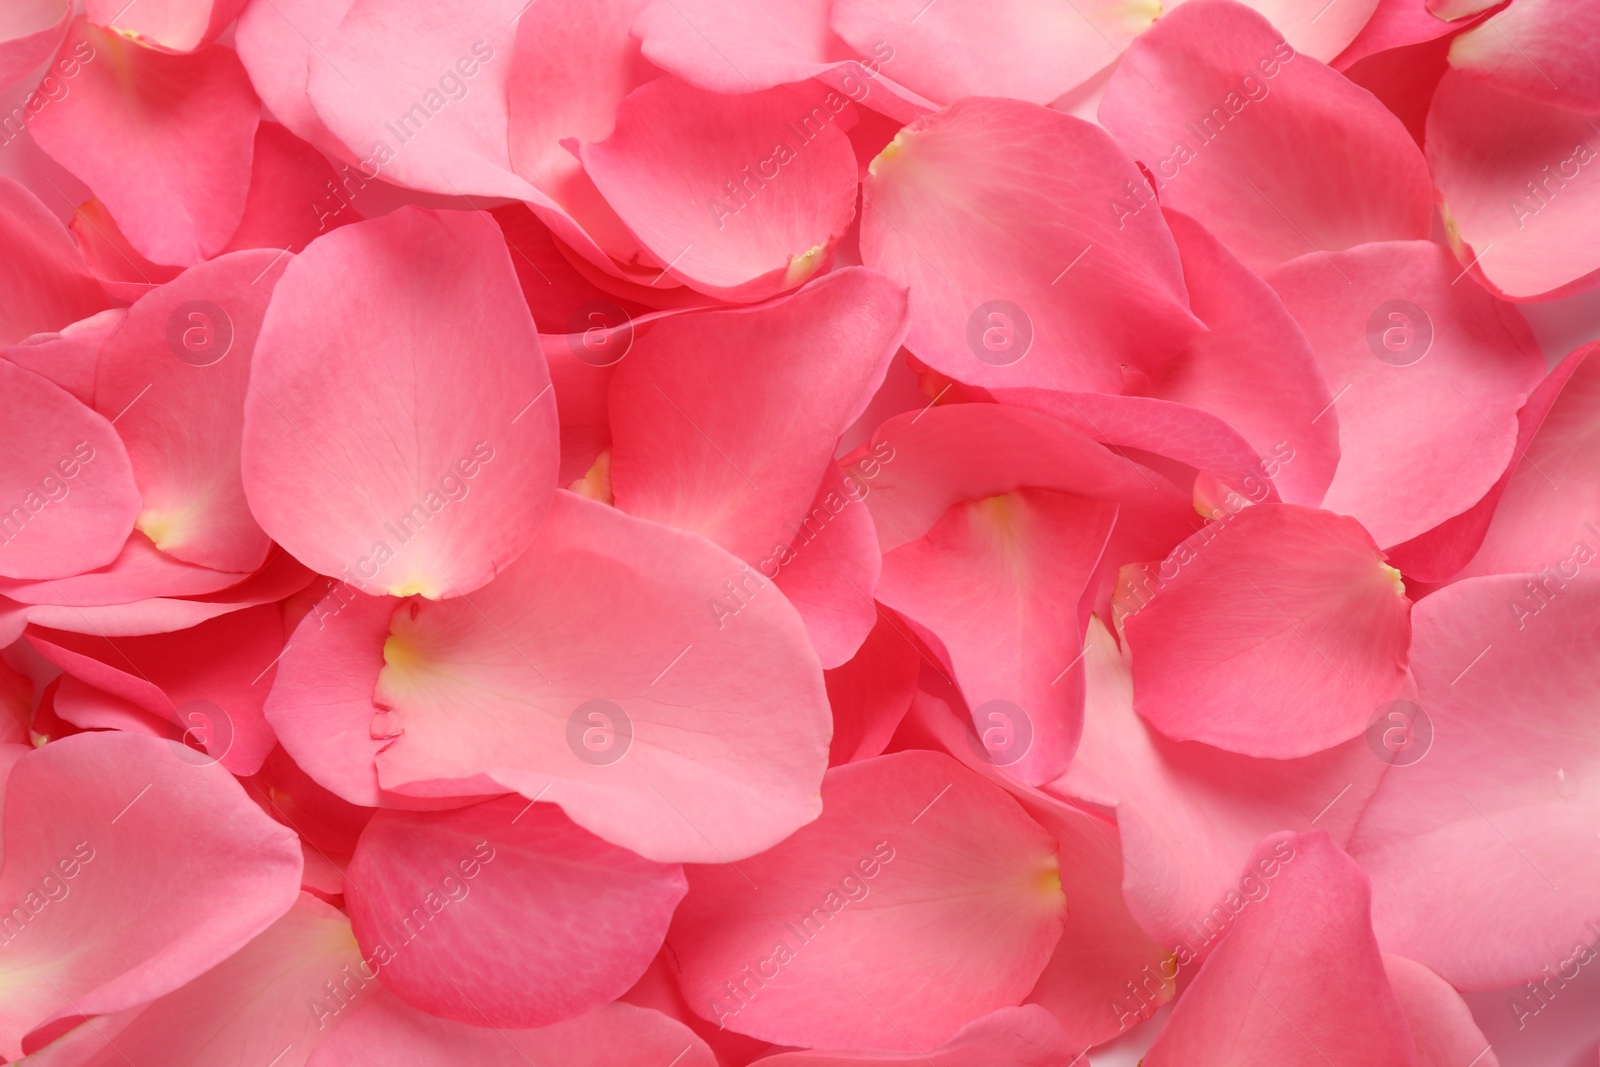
[[307, 992, 717, 1067], [1141, 832, 1418, 1066], [305, 0, 537, 201], [369, 491, 830, 863], [1459, 343, 1600, 578], [608, 267, 906, 565], [862, 97, 1201, 393], [242, 207, 558, 599], [755, 1006, 1075, 1066], [22, 894, 368, 1067], [1267, 240, 1545, 547], [1123, 503, 1411, 757], [0, 359, 139, 580], [0, 0, 69, 93], [0, 534, 246, 606], [1099, 0, 1432, 274], [82, 0, 245, 52], [1334, 0, 1458, 69], [233, 0, 356, 161], [1349, 573, 1600, 988], [96, 248, 289, 573], [346, 796, 685, 1027], [28, 22, 260, 266], [1171, 0, 1382, 61], [1448, 0, 1600, 112], [1427, 69, 1600, 300], [1054, 617, 1388, 951], [0, 731, 301, 1059], [1384, 953, 1501, 1067], [831, 0, 1157, 104], [581, 77, 860, 301], [667, 750, 1064, 1049], [0, 177, 111, 348], [877, 488, 1115, 783], [1150, 208, 1338, 508]]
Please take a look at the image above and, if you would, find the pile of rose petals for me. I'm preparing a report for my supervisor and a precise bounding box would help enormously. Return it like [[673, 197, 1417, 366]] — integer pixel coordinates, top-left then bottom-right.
[[1, 0, 1598, 1063]]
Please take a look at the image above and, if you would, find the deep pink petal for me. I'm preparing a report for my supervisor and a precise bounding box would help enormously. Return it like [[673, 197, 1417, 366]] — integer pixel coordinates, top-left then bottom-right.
[[861, 97, 1202, 393], [582, 77, 860, 301], [1149, 208, 1338, 508], [0, 731, 301, 1059], [1099, 0, 1432, 274], [667, 750, 1064, 1049], [825, 612, 920, 765], [242, 207, 558, 599], [29, 22, 260, 266], [346, 796, 685, 1027], [1122, 503, 1411, 757], [877, 488, 1115, 783], [770, 464, 884, 668], [0, 177, 111, 348], [1267, 240, 1545, 547], [754, 1006, 1075, 1066], [224, 122, 355, 254], [608, 267, 906, 566]]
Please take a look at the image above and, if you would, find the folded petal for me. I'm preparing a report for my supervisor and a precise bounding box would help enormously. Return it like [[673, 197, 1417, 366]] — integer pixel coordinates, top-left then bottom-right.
[[608, 267, 906, 565], [224, 122, 355, 254], [770, 464, 884, 667], [582, 77, 860, 301], [306, 992, 716, 1067], [878, 488, 1115, 783], [1349, 573, 1600, 987], [371, 491, 831, 863], [0, 0, 69, 94], [1150, 208, 1338, 507], [234, 0, 357, 160], [667, 749, 1064, 1049], [243, 207, 558, 599], [1122, 503, 1411, 757], [1140, 832, 1419, 1066], [1447, 0, 1600, 112], [29, 22, 260, 266], [2, 307, 123, 405], [346, 795, 685, 1027], [1209, 0, 1382, 60], [27, 603, 286, 775], [862, 96, 1202, 393], [825, 612, 920, 765], [1383, 953, 1501, 1067], [0, 731, 302, 1059], [0, 177, 111, 348], [0, 358, 140, 579], [831, 0, 1157, 104], [1428, 69, 1600, 300], [1099, 0, 1432, 274], [1267, 240, 1545, 547]]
